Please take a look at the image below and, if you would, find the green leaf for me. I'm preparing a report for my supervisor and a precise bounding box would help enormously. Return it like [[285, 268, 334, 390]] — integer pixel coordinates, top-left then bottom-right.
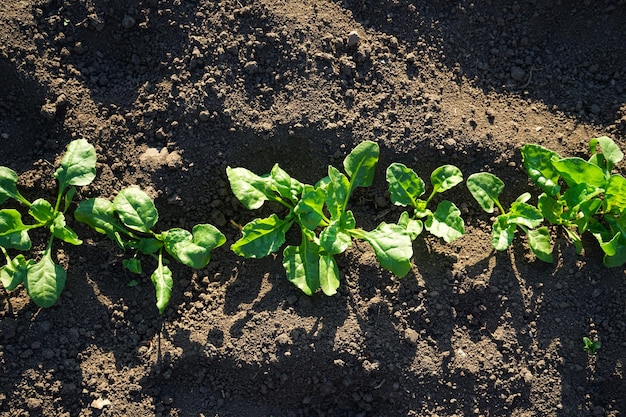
[[326, 166, 350, 219], [319, 254, 340, 296], [270, 164, 303, 204], [431, 165, 463, 194], [520, 144, 561, 196], [508, 202, 543, 229], [564, 227, 584, 255], [526, 227, 553, 263], [589, 136, 623, 174], [29, 198, 55, 224], [343, 140, 379, 188], [594, 229, 626, 267], [231, 214, 292, 258], [0, 254, 30, 291], [604, 175, 626, 213], [51, 212, 82, 245], [0, 167, 20, 204], [538, 193, 565, 225], [113, 188, 158, 233], [467, 172, 504, 214], [123, 258, 142, 274], [492, 215, 516, 251], [163, 224, 226, 269], [23, 253, 66, 308], [574, 198, 603, 234], [75, 198, 127, 247], [425, 200, 465, 243], [137, 237, 163, 254], [320, 220, 352, 255], [552, 157, 606, 189], [360, 222, 413, 277], [386, 163, 425, 208], [0, 209, 32, 250], [151, 256, 173, 314], [397, 211, 423, 241], [54, 139, 97, 190], [283, 239, 321, 296], [226, 166, 274, 210], [294, 185, 326, 230]]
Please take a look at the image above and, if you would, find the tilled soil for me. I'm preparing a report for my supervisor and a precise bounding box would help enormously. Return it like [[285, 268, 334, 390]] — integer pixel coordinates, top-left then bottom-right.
[[1, 1, 625, 416]]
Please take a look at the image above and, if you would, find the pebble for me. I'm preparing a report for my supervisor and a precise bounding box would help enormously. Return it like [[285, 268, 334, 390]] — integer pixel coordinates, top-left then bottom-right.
[[347, 30, 361, 47], [404, 328, 419, 345], [510, 66, 526, 81]]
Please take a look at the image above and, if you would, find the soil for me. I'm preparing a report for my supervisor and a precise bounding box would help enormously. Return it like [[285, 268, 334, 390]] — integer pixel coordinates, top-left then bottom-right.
[[1, 0, 626, 416]]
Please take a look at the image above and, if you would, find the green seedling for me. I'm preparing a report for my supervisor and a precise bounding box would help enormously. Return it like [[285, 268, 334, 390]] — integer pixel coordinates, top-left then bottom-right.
[[386, 163, 465, 242], [227, 141, 413, 296], [75, 187, 225, 313], [467, 172, 552, 262], [521, 137, 626, 266], [0, 139, 96, 307], [583, 336, 601, 356]]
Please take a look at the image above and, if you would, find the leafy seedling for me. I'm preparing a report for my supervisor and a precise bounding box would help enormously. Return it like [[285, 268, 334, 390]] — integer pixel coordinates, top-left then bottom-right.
[[386, 163, 465, 242], [521, 137, 626, 266], [467, 172, 552, 262], [583, 336, 601, 356], [227, 141, 413, 296], [0, 139, 96, 307], [75, 187, 226, 313]]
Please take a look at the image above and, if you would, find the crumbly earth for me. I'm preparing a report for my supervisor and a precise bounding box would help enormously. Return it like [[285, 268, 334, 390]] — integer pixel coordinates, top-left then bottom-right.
[[1, 1, 626, 416]]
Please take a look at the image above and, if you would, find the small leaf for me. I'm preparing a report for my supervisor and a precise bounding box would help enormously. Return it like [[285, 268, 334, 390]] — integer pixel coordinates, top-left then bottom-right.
[[52, 212, 82, 245], [151, 257, 173, 314], [360, 222, 413, 277], [24, 253, 66, 308], [164, 224, 226, 269], [0, 167, 20, 204], [320, 220, 352, 255], [113, 188, 158, 233], [294, 185, 326, 230], [75, 198, 127, 245], [526, 227, 553, 263], [123, 258, 142, 274], [537, 193, 565, 225], [466, 172, 504, 213], [431, 165, 463, 194], [552, 157, 606, 189], [492, 215, 516, 251], [564, 227, 584, 255], [0, 254, 30, 291], [425, 200, 465, 243], [386, 163, 425, 208], [138, 238, 163, 254], [226, 166, 274, 210], [319, 254, 340, 296], [604, 175, 626, 213], [508, 202, 543, 229], [520, 144, 561, 196], [343, 140, 379, 188], [326, 166, 350, 219], [589, 136, 623, 174], [0, 209, 32, 250], [397, 211, 423, 241], [54, 139, 97, 190], [29, 198, 55, 224], [231, 214, 292, 258], [270, 164, 303, 204], [283, 239, 321, 296]]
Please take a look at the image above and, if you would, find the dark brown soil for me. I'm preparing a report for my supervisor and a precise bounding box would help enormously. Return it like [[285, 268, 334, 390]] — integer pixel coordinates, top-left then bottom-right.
[[1, 1, 626, 416]]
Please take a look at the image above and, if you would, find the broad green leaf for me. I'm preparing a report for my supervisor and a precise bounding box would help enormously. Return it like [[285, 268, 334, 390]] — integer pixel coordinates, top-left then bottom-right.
[[138, 238, 162, 254], [526, 227, 553, 263], [231, 214, 292, 258], [29, 198, 55, 224], [151, 258, 173, 314], [574, 198, 603, 233], [326, 166, 350, 219], [594, 231, 626, 267], [604, 175, 626, 213], [226, 166, 274, 210], [386, 163, 425, 207], [319, 254, 340, 296], [508, 202, 543, 229], [425, 200, 465, 243], [0, 254, 30, 291], [537, 193, 564, 225], [466, 172, 504, 213], [52, 212, 82, 245], [54, 139, 97, 190], [0, 209, 32, 250], [113, 188, 158, 233], [589, 136, 623, 174], [270, 164, 303, 204], [431, 165, 463, 194], [398, 211, 423, 241], [360, 222, 413, 277], [320, 220, 352, 255], [563, 183, 603, 210], [520, 144, 561, 196], [75, 198, 127, 247], [0, 167, 22, 204], [492, 215, 516, 251], [283, 239, 321, 296], [343, 140, 379, 188], [163, 224, 226, 269], [23, 253, 66, 308], [123, 258, 142, 274], [552, 157, 606, 189], [294, 185, 326, 230]]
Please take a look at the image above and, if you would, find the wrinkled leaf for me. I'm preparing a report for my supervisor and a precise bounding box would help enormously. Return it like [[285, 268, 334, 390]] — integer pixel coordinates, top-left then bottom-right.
[[0, 254, 30, 291], [319, 254, 340, 296], [552, 157, 606, 189], [604, 175, 626, 213], [23, 253, 66, 308], [75, 198, 127, 246], [113, 188, 158, 233], [270, 164, 303, 204], [164, 224, 226, 268], [283, 238, 321, 296], [231, 214, 292, 258], [397, 211, 423, 241], [386, 163, 425, 207], [294, 185, 326, 230], [467, 172, 504, 213], [320, 220, 352, 255], [29, 199, 55, 224], [151, 257, 173, 314], [326, 166, 350, 219], [520, 144, 561, 196], [226, 166, 273, 210], [508, 202, 543, 229], [526, 227, 553, 263], [431, 165, 463, 194], [360, 222, 413, 277], [589, 136, 623, 174], [492, 215, 516, 251], [425, 200, 465, 243], [54, 139, 97, 190], [0, 209, 32, 250], [343, 140, 379, 188], [537, 193, 564, 225]]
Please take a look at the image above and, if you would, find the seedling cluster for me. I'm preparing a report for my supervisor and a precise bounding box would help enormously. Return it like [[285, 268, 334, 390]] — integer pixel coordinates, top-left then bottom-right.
[[1, 137, 624, 313]]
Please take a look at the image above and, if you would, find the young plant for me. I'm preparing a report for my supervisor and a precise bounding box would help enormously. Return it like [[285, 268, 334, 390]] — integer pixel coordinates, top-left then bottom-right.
[[521, 137, 626, 266], [583, 336, 601, 356], [466, 172, 552, 262], [75, 187, 226, 313], [386, 163, 465, 242], [0, 139, 96, 307], [227, 141, 413, 296]]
